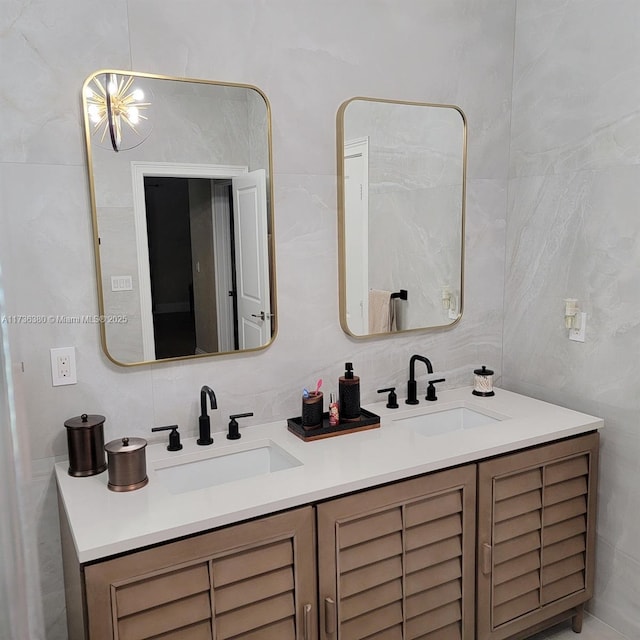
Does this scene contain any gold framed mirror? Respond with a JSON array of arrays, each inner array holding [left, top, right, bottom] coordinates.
[[82, 70, 276, 365], [337, 96, 467, 338]]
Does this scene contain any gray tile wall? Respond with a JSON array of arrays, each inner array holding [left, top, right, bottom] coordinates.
[[0, 2, 511, 636], [504, 2, 640, 638]]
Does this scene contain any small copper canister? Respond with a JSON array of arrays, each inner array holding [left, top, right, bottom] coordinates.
[[64, 413, 107, 477], [104, 437, 148, 492]]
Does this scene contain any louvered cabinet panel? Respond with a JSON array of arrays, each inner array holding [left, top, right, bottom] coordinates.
[[84, 506, 316, 640], [405, 491, 466, 640], [338, 506, 404, 640], [212, 539, 297, 639], [317, 465, 476, 640], [103, 561, 213, 640], [490, 466, 542, 625], [114, 564, 210, 618], [477, 432, 599, 640], [541, 454, 590, 607]]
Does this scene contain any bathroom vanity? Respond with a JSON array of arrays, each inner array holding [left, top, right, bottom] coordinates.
[[56, 388, 601, 640]]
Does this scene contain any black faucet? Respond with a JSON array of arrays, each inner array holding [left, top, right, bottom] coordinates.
[[406, 355, 433, 405], [197, 385, 217, 445]]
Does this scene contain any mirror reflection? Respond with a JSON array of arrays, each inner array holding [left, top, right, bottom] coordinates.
[[83, 70, 276, 365], [337, 97, 466, 337]]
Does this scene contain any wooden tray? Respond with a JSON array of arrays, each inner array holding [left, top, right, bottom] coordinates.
[[287, 408, 380, 442]]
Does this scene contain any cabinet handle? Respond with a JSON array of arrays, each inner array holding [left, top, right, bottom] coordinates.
[[482, 542, 492, 575], [324, 597, 337, 635], [303, 603, 312, 640]]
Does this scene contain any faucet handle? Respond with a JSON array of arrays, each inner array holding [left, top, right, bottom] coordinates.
[[377, 387, 399, 409], [227, 412, 253, 440], [151, 425, 182, 451], [426, 378, 446, 402]]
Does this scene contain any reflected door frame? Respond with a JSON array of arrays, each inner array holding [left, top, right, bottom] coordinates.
[[343, 137, 369, 335], [131, 162, 248, 361]]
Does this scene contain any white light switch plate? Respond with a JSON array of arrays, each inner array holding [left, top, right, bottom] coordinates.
[[111, 275, 133, 291], [50, 347, 77, 386]]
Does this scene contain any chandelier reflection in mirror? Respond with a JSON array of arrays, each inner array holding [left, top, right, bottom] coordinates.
[[84, 72, 152, 152]]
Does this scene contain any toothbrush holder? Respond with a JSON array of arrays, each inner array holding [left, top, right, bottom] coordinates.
[[301, 391, 324, 428]]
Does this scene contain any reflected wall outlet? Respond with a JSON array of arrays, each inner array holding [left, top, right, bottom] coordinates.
[[448, 295, 458, 320], [569, 312, 587, 343], [50, 347, 77, 386]]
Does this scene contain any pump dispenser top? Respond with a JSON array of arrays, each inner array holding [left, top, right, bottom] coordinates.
[[339, 362, 361, 422]]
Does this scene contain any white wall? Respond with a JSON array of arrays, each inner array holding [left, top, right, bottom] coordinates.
[[504, 2, 640, 638], [1, 1, 512, 637]]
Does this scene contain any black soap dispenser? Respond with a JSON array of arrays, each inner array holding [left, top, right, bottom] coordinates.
[[339, 362, 361, 422]]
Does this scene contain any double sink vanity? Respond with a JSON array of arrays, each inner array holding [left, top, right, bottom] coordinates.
[[71, 69, 603, 640], [57, 387, 602, 640]]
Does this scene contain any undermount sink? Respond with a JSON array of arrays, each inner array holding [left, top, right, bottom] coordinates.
[[154, 440, 303, 494], [393, 406, 505, 438]]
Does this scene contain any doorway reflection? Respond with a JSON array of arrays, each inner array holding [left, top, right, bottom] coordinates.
[[143, 176, 239, 358]]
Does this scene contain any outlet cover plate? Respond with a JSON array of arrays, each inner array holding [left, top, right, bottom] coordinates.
[[569, 312, 587, 343], [50, 346, 77, 386]]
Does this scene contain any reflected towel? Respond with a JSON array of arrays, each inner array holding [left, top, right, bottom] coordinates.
[[368, 289, 397, 333]]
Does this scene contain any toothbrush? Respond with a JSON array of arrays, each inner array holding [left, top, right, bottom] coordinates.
[[315, 378, 323, 395]]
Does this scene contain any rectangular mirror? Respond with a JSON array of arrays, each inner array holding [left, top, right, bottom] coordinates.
[[82, 70, 276, 365], [337, 97, 467, 337]]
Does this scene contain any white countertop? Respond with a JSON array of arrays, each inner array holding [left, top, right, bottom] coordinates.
[[55, 387, 603, 563]]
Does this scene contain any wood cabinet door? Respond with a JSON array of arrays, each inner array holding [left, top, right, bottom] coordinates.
[[317, 466, 476, 640], [476, 432, 599, 640], [84, 506, 317, 640]]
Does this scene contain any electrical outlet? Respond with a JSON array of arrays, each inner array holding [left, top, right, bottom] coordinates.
[[50, 347, 77, 386], [569, 312, 587, 343]]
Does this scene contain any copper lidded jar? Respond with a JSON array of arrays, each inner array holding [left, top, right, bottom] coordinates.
[[64, 413, 107, 477], [105, 437, 149, 492]]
